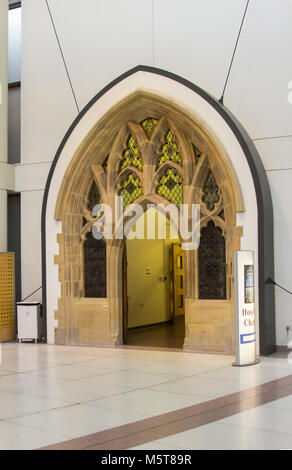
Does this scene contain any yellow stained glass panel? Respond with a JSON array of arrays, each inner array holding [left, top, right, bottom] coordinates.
[[157, 168, 183, 207], [119, 173, 143, 210], [141, 118, 158, 139], [120, 136, 142, 171], [158, 130, 182, 167]]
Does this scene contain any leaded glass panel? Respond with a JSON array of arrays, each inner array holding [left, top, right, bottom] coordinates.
[[119, 173, 143, 210], [157, 130, 182, 168], [202, 170, 219, 211], [157, 168, 183, 207], [120, 136, 142, 171], [141, 118, 158, 139]]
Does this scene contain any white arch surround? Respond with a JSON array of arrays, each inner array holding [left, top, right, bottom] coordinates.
[[44, 69, 262, 352]]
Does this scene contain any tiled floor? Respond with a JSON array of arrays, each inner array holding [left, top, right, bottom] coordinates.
[[0, 342, 291, 449]]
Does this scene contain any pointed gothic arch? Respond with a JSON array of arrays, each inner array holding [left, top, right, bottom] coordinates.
[[51, 94, 243, 353], [42, 66, 275, 355]]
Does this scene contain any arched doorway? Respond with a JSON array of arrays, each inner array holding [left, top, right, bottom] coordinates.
[[42, 67, 275, 355], [123, 208, 185, 349], [51, 97, 243, 354]]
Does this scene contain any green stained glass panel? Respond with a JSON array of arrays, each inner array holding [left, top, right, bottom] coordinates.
[[119, 173, 143, 210], [141, 118, 158, 139], [192, 143, 201, 164], [157, 168, 183, 207], [157, 130, 182, 168], [120, 136, 142, 171], [202, 170, 219, 211]]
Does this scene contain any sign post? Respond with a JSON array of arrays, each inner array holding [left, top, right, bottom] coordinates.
[[233, 250, 259, 366]]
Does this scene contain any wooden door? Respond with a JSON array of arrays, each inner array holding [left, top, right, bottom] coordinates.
[[172, 243, 185, 318], [122, 247, 128, 344]]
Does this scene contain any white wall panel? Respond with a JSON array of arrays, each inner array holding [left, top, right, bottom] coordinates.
[[0, 162, 14, 191], [21, 190, 44, 302], [153, 0, 247, 99], [225, 0, 292, 139], [15, 162, 51, 192], [8, 86, 21, 163], [0, 0, 8, 164], [8, 7, 21, 83], [254, 136, 292, 171], [267, 170, 292, 345], [48, 0, 154, 109], [21, 0, 78, 164]]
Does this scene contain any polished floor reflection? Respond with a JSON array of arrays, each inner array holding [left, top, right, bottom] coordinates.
[[0, 342, 291, 449]]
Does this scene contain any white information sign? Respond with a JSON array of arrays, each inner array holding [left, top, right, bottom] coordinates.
[[233, 251, 259, 366]]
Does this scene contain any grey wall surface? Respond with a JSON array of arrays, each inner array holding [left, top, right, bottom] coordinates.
[[8, 193, 21, 303], [8, 85, 20, 164]]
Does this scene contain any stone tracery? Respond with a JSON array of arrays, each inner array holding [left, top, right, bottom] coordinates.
[[54, 92, 243, 353]]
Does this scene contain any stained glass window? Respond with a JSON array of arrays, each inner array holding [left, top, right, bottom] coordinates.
[[119, 173, 143, 210], [141, 118, 158, 139], [87, 182, 100, 212], [199, 221, 226, 299], [157, 130, 182, 168], [120, 136, 142, 171], [202, 170, 219, 211], [157, 168, 183, 207], [192, 144, 201, 164]]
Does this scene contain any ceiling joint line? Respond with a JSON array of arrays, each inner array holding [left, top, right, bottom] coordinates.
[[45, 0, 80, 114], [219, 0, 250, 105]]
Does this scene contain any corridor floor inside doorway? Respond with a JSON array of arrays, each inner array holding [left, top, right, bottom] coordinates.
[[127, 316, 185, 349]]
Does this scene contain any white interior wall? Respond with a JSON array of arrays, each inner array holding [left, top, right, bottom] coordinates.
[[48, 0, 154, 110], [0, 1, 8, 252], [224, 0, 292, 345], [19, 0, 291, 346], [8, 7, 21, 83], [21, 190, 43, 302], [0, 1, 8, 165], [21, 0, 78, 165], [153, 0, 248, 99]]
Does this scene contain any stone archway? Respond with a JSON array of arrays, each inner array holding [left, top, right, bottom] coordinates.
[[42, 66, 275, 355], [53, 92, 243, 353]]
